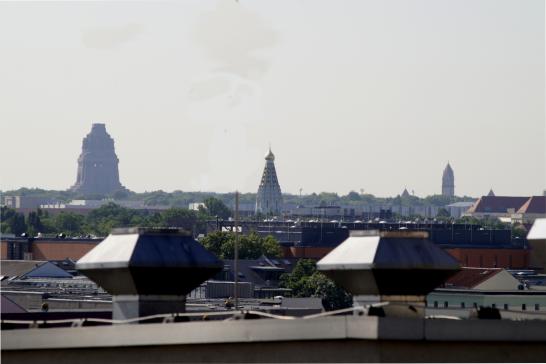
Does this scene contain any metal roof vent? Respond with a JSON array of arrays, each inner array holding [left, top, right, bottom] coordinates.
[[317, 230, 460, 316], [76, 227, 223, 321]]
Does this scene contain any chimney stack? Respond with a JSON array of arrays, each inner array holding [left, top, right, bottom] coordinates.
[[76, 228, 223, 321], [317, 230, 460, 317]]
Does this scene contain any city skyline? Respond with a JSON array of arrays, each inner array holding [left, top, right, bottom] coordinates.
[[0, 0, 544, 197]]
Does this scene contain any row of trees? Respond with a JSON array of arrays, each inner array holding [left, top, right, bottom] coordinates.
[[3, 187, 476, 209], [0, 197, 231, 237], [199, 231, 282, 259]]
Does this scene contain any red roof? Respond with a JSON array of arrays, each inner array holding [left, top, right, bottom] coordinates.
[[467, 196, 529, 214], [517, 196, 546, 214], [442, 267, 502, 289]]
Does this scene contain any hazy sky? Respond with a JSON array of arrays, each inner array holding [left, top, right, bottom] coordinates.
[[0, 0, 544, 197]]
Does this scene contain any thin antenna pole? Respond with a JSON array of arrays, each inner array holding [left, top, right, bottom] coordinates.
[[234, 191, 239, 310]]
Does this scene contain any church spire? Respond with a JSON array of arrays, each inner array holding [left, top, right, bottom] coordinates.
[[256, 147, 282, 215]]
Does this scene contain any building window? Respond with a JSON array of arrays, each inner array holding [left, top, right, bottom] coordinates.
[[473, 303, 478, 309], [444, 301, 448, 308], [504, 304, 508, 310], [479, 255, 483, 267], [461, 302, 465, 308], [492, 304, 496, 309], [465, 255, 469, 266], [434, 301, 438, 308], [535, 304, 540, 311], [522, 304, 526, 311], [509, 255, 512, 269]]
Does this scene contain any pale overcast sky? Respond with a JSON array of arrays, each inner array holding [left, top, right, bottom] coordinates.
[[0, 0, 544, 197]]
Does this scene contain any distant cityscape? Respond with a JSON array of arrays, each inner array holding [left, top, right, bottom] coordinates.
[[1, 124, 545, 363], [2, 1, 546, 361], [2, 123, 545, 225]]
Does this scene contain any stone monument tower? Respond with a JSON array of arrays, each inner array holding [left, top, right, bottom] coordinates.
[[70, 123, 125, 195], [441, 162, 455, 197], [255, 147, 283, 215]]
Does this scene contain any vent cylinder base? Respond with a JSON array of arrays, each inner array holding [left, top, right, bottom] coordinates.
[[354, 295, 425, 318], [113, 295, 186, 322]]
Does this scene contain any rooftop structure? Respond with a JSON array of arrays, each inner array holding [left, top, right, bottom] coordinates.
[[466, 195, 546, 223], [466, 196, 530, 215], [317, 230, 460, 315], [70, 123, 125, 196], [3, 226, 546, 363], [76, 227, 223, 320], [256, 148, 283, 215], [442, 162, 455, 197], [441, 267, 520, 290]]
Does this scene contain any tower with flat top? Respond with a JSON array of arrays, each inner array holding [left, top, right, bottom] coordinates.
[[70, 123, 125, 195]]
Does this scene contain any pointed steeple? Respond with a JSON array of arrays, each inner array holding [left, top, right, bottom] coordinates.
[[487, 188, 495, 197], [442, 162, 455, 197], [401, 188, 410, 198], [256, 147, 282, 215], [265, 145, 275, 161]]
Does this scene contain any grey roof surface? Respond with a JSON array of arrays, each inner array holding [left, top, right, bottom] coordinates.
[[1, 260, 46, 278], [222, 256, 290, 288], [24, 262, 73, 279], [1, 295, 26, 314]]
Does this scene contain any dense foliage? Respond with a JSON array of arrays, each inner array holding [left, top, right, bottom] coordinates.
[[1, 187, 476, 209], [199, 231, 282, 259], [0, 204, 211, 237], [280, 259, 352, 311]]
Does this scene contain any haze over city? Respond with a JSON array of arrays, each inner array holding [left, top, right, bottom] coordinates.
[[0, 0, 544, 197]]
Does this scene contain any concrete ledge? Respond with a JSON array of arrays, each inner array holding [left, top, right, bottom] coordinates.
[[3, 316, 546, 353]]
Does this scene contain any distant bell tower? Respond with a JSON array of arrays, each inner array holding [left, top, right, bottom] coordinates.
[[256, 147, 283, 215], [441, 162, 455, 197], [70, 123, 125, 196]]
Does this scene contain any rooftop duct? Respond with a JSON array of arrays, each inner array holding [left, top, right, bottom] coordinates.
[[317, 230, 460, 317], [76, 227, 223, 321]]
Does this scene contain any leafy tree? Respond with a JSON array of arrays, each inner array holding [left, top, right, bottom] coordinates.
[[55, 212, 85, 234], [161, 208, 198, 229], [200, 231, 282, 259], [305, 272, 352, 311], [280, 259, 352, 311], [11, 213, 28, 235], [27, 211, 44, 235], [0, 207, 27, 235], [113, 189, 130, 200], [200, 231, 231, 257], [203, 197, 231, 219], [512, 224, 527, 239], [279, 259, 317, 295], [346, 191, 362, 201]]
